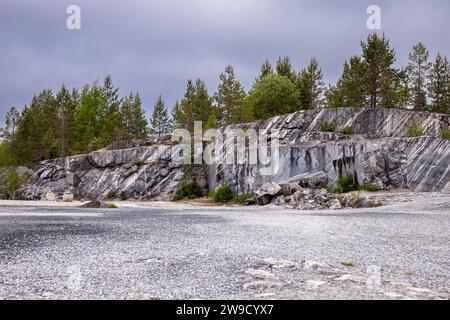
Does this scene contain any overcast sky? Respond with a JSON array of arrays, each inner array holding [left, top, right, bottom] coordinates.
[[1, 0, 449, 123]]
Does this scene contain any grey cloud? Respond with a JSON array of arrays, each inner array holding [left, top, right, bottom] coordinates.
[[0, 0, 449, 123]]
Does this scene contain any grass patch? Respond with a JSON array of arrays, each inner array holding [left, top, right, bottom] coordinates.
[[236, 193, 256, 205], [407, 121, 424, 137], [106, 203, 118, 209], [133, 157, 145, 166], [320, 121, 337, 133], [212, 184, 234, 203], [440, 128, 450, 140], [120, 192, 129, 201], [334, 176, 358, 194], [341, 126, 354, 135], [366, 201, 383, 208], [174, 181, 204, 201], [341, 261, 357, 268]]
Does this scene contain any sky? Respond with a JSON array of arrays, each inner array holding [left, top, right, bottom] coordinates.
[[1, 0, 449, 124]]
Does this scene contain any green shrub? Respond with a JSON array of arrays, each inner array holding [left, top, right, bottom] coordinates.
[[106, 203, 118, 209], [133, 157, 145, 166], [120, 192, 129, 201], [106, 189, 117, 200], [407, 122, 424, 137], [236, 193, 255, 205], [440, 128, 450, 140], [366, 201, 383, 208], [320, 121, 337, 132], [334, 176, 357, 194], [212, 185, 234, 203], [359, 184, 381, 192], [174, 181, 204, 201], [341, 126, 354, 135], [6, 171, 21, 200]]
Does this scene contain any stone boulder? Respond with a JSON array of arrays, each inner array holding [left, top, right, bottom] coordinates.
[[256, 182, 282, 205]]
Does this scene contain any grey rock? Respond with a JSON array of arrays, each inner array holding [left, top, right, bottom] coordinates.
[[256, 182, 282, 206]]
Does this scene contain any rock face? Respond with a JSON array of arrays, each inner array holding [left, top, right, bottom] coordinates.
[[21, 137, 190, 201], [209, 108, 450, 194]]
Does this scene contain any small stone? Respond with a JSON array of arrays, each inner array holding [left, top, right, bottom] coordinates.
[[328, 199, 342, 210], [274, 196, 286, 206], [45, 190, 57, 201], [263, 258, 296, 269], [62, 192, 74, 202]]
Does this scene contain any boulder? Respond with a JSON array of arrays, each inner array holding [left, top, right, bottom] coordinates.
[[62, 191, 74, 202], [298, 172, 328, 189], [45, 190, 57, 201], [256, 182, 282, 206]]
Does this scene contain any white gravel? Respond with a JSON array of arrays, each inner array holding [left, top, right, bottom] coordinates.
[[0, 195, 449, 300]]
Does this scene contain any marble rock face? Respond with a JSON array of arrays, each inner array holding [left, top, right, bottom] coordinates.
[[20, 138, 188, 201], [208, 108, 450, 194]]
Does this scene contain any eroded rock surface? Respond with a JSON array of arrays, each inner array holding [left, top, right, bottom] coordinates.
[[209, 108, 450, 194]]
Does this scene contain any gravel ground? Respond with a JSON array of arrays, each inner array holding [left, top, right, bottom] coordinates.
[[0, 196, 449, 300]]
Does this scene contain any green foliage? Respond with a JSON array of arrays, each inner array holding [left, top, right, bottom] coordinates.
[[320, 121, 336, 132], [297, 57, 325, 109], [106, 203, 119, 209], [172, 79, 216, 132], [120, 92, 149, 141], [334, 176, 358, 194], [150, 95, 171, 136], [407, 43, 431, 110], [6, 171, 21, 200], [276, 56, 296, 83], [428, 53, 450, 114], [120, 192, 128, 201], [366, 201, 383, 208], [236, 193, 256, 205], [0, 142, 15, 167], [214, 65, 248, 126], [212, 184, 234, 203], [106, 189, 117, 200], [362, 33, 397, 108], [341, 127, 354, 135], [248, 74, 298, 120], [174, 181, 204, 201], [407, 122, 424, 137], [440, 128, 450, 140], [133, 157, 145, 166]]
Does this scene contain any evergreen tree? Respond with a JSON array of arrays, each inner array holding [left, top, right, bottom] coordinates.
[[100, 75, 122, 144], [407, 43, 431, 110], [1, 107, 20, 143], [297, 57, 325, 109], [56, 85, 78, 157], [173, 79, 215, 132], [150, 95, 171, 136], [361, 33, 397, 108], [255, 59, 273, 82], [214, 65, 247, 126], [276, 56, 296, 83], [428, 53, 450, 114], [334, 56, 367, 108], [120, 92, 149, 140], [74, 83, 105, 152]]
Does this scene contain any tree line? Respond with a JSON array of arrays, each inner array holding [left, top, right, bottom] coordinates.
[[1, 33, 450, 167]]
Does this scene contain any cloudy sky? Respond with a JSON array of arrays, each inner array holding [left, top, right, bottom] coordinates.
[[1, 0, 449, 123]]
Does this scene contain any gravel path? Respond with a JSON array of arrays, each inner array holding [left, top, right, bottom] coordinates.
[[0, 197, 449, 300]]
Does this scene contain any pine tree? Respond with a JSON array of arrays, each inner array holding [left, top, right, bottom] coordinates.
[[56, 85, 78, 157], [214, 65, 247, 126], [361, 33, 397, 108], [297, 57, 325, 109], [1, 107, 20, 143], [428, 53, 450, 114], [255, 59, 273, 82], [276, 56, 296, 83], [328, 56, 367, 108], [74, 83, 105, 152], [150, 95, 171, 136], [100, 75, 122, 145], [407, 43, 431, 110], [173, 79, 215, 132], [120, 92, 149, 140]]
